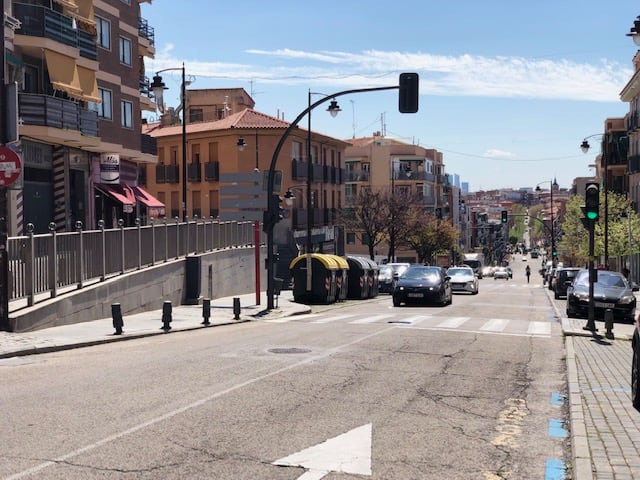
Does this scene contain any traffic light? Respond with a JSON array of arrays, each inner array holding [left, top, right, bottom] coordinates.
[[398, 73, 419, 113], [585, 182, 600, 221], [262, 194, 284, 233], [501, 210, 507, 223], [552, 249, 557, 258]]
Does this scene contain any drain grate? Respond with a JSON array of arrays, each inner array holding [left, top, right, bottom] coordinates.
[[268, 347, 311, 354]]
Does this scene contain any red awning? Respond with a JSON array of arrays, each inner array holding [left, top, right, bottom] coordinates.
[[131, 185, 165, 217], [95, 183, 135, 206]]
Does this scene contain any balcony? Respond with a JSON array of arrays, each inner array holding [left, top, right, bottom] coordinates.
[[345, 170, 370, 182], [188, 162, 202, 182], [140, 133, 156, 155], [14, 3, 97, 60], [138, 17, 155, 45], [19, 92, 98, 137], [155, 164, 179, 184], [204, 162, 220, 181]]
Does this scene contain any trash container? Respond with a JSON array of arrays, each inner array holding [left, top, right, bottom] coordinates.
[[346, 256, 370, 299], [363, 258, 380, 298], [326, 255, 349, 301], [289, 254, 338, 304]]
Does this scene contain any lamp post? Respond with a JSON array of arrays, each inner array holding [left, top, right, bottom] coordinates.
[[265, 83, 402, 310], [151, 64, 190, 221], [535, 180, 556, 265]]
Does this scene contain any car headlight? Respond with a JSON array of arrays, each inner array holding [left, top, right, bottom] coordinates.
[[619, 294, 636, 305], [398, 286, 405, 291], [572, 291, 589, 301]]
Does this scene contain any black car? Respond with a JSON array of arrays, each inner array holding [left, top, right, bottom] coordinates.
[[392, 265, 452, 307], [377, 263, 410, 294], [566, 269, 638, 322], [553, 267, 580, 299]]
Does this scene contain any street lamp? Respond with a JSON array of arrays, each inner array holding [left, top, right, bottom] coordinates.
[[237, 130, 260, 172], [627, 15, 640, 46], [535, 180, 556, 265], [151, 63, 192, 221], [264, 82, 405, 310]]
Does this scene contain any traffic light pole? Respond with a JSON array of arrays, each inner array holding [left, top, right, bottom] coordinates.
[[264, 84, 401, 310], [584, 219, 597, 332]]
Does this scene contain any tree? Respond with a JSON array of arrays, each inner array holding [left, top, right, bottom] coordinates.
[[386, 189, 423, 261], [404, 211, 459, 263], [337, 188, 389, 260]]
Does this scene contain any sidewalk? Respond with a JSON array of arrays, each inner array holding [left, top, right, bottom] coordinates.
[[0, 290, 310, 359], [2, 289, 639, 479]]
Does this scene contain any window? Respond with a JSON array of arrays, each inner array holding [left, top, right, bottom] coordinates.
[[119, 37, 132, 65], [347, 232, 356, 245], [190, 108, 203, 123], [96, 89, 112, 120], [96, 17, 110, 49], [361, 234, 370, 246], [291, 141, 302, 160], [121, 100, 133, 128]]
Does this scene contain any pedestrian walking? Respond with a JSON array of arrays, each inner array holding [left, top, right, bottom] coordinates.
[[525, 265, 531, 283]]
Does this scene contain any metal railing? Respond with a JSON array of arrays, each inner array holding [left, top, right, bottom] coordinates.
[[9, 218, 260, 309]]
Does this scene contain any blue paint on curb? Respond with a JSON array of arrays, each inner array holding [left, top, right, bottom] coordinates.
[[545, 458, 566, 480], [548, 419, 567, 438], [551, 391, 566, 406]]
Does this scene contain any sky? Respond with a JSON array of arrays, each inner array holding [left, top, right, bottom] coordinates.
[[141, 1, 639, 192]]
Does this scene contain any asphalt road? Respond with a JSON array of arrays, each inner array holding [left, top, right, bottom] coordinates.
[[0, 257, 568, 479]]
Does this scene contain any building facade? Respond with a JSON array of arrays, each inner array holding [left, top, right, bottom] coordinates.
[[6, 0, 158, 235]]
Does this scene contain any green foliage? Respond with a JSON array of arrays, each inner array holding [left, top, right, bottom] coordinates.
[[404, 211, 459, 263], [559, 190, 640, 265]]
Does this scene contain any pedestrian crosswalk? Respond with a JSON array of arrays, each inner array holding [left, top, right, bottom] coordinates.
[[263, 311, 552, 337]]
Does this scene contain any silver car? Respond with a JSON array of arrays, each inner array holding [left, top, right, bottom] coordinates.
[[446, 266, 479, 295]]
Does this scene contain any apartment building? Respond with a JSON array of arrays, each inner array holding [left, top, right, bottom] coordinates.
[[343, 133, 451, 263], [143, 89, 350, 280], [7, 0, 158, 235]]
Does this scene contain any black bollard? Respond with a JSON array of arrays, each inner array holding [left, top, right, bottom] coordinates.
[[233, 297, 240, 320], [111, 303, 124, 335], [161, 300, 172, 331], [202, 298, 211, 325]]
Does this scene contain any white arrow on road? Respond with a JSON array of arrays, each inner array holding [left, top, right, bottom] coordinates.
[[273, 423, 372, 479]]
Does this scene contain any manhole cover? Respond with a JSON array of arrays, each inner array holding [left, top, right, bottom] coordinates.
[[268, 347, 311, 354]]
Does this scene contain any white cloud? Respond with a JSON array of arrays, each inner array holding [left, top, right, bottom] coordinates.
[[483, 149, 514, 158], [152, 46, 632, 103]]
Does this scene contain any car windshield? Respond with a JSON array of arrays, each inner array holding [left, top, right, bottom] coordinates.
[[404, 267, 440, 280], [574, 271, 627, 288], [447, 268, 472, 276]]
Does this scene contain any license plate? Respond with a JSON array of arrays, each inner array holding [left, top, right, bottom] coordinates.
[[407, 293, 424, 298], [594, 301, 615, 309]]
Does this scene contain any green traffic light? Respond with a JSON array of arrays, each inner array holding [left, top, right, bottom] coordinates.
[[586, 211, 598, 220]]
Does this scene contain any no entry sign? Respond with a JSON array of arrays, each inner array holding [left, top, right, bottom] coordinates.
[[0, 146, 21, 187]]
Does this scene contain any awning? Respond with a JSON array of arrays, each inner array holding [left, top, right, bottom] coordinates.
[[131, 185, 165, 217], [44, 50, 82, 99], [74, 0, 95, 25], [53, 0, 78, 10], [76, 66, 101, 103], [95, 184, 135, 206]]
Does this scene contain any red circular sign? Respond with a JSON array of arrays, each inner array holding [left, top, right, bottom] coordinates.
[[0, 146, 22, 187]]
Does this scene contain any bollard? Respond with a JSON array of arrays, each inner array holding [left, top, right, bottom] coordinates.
[[161, 300, 172, 331], [233, 297, 241, 320], [202, 298, 211, 325], [111, 303, 123, 335], [604, 308, 614, 340]]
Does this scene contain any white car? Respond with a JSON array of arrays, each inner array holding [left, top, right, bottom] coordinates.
[[493, 267, 510, 280], [446, 266, 479, 295]]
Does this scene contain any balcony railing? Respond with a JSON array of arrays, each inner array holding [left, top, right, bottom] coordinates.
[[140, 133, 157, 155], [14, 3, 97, 60], [138, 17, 155, 45], [155, 164, 179, 184], [19, 93, 99, 137], [188, 162, 202, 182], [345, 170, 370, 182]]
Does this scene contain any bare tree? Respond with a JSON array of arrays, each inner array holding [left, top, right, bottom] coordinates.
[[338, 188, 389, 260], [404, 211, 459, 263]]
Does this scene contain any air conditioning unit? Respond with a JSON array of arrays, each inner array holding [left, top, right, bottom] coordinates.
[[4, 13, 21, 30]]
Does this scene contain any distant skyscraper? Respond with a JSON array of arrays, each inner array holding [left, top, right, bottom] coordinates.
[[461, 182, 469, 193]]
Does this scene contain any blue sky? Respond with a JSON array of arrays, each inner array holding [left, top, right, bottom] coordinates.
[[142, 1, 639, 192]]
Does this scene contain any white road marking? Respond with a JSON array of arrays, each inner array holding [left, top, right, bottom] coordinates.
[[436, 317, 470, 328], [273, 423, 372, 478], [349, 314, 395, 324], [480, 318, 510, 331], [527, 321, 551, 335], [313, 314, 358, 323], [265, 313, 321, 323]]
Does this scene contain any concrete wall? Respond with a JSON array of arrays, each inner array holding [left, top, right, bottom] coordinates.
[[10, 246, 265, 332]]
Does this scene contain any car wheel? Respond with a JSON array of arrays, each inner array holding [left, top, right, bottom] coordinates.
[[554, 291, 559, 300], [393, 296, 401, 307], [473, 289, 479, 295], [633, 334, 640, 411]]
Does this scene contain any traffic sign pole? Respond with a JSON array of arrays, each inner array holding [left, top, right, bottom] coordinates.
[[0, 0, 9, 332]]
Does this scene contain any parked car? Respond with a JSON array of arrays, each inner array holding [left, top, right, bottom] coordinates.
[[378, 263, 410, 294], [493, 267, 510, 280], [506, 266, 513, 279], [392, 265, 452, 307], [547, 267, 557, 290], [566, 269, 638, 322], [552, 267, 580, 299], [446, 266, 479, 295]]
